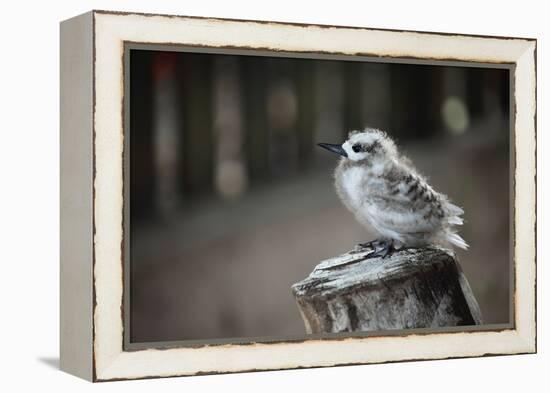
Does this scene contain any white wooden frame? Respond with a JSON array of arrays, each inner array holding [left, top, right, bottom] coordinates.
[[60, 10, 536, 382]]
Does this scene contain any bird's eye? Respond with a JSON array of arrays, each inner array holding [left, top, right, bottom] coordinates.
[[352, 144, 362, 153]]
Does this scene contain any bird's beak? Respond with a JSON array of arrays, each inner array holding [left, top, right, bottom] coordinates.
[[317, 143, 348, 158]]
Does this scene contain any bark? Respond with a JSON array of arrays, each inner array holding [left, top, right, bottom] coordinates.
[[292, 245, 482, 334]]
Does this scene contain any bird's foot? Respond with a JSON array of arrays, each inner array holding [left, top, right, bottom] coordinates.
[[359, 239, 384, 250], [366, 240, 396, 259]]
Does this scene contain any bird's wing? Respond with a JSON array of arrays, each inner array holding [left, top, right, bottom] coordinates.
[[367, 172, 449, 236]]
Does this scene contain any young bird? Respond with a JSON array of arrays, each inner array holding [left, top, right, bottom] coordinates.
[[318, 128, 468, 258]]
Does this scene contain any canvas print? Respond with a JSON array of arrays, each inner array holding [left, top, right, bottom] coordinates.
[[127, 48, 511, 345]]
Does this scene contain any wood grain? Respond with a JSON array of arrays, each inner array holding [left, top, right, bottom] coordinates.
[[292, 245, 482, 333]]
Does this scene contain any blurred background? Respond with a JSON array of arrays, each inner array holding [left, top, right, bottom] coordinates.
[[129, 49, 510, 343]]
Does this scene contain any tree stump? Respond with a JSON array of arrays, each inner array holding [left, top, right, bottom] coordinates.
[[291, 245, 482, 334]]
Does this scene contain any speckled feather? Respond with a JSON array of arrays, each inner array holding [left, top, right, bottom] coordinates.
[[333, 128, 468, 249]]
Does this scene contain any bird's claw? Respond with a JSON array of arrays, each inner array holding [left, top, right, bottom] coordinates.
[[365, 240, 395, 259], [359, 239, 383, 250]]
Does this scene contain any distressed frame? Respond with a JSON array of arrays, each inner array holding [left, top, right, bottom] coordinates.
[[60, 10, 536, 382]]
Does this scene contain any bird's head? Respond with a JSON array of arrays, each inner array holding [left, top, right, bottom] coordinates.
[[318, 128, 397, 162]]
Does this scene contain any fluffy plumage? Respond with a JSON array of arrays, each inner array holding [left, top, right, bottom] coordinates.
[[330, 128, 468, 250]]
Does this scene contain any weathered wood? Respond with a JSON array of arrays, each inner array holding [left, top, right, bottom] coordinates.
[[292, 245, 482, 334]]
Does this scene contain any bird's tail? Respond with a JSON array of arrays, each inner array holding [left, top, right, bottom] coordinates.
[[446, 232, 469, 250], [445, 203, 464, 224]]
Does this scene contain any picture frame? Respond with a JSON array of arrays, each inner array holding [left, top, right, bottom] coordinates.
[[60, 10, 536, 381]]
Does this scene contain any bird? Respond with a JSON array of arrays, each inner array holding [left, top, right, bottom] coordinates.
[[318, 128, 468, 258]]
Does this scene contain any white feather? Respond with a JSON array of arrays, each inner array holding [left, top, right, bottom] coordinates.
[[446, 232, 469, 250], [333, 128, 469, 251]]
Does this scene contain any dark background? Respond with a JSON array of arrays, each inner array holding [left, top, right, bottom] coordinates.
[[129, 49, 510, 343]]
